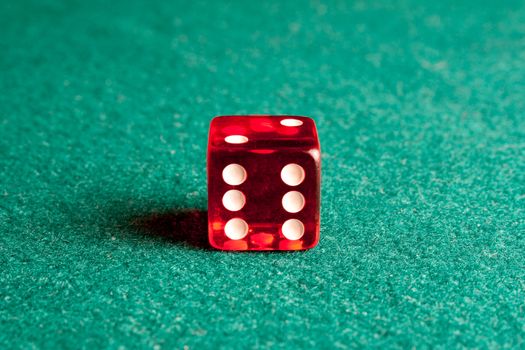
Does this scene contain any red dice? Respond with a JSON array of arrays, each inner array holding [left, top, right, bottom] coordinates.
[[207, 116, 321, 251]]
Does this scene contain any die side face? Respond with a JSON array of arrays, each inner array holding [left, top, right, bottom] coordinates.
[[207, 116, 320, 251]]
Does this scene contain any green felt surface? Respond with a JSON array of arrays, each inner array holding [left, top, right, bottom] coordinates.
[[1, 0, 524, 348]]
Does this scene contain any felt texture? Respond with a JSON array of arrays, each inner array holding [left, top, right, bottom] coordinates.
[[1, 0, 524, 348]]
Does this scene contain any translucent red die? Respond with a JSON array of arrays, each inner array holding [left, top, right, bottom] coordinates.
[[207, 116, 321, 251]]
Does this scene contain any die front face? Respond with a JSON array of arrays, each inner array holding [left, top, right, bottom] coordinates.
[[207, 116, 321, 251]]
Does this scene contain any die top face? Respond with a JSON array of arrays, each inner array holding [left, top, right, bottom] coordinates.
[[209, 116, 320, 151], [207, 115, 321, 251]]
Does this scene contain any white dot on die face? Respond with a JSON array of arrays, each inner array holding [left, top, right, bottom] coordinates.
[[280, 118, 303, 127], [222, 164, 247, 185], [281, 219, 305, 240], [222, 190, 246, 211], [224, 218, 249, 240], [225, 135, 248, 144], [282, 191, 305, 213], [281, 163, 305, 186]]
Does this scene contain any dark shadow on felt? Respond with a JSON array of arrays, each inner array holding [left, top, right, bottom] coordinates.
[[131, 209, 209, 249]]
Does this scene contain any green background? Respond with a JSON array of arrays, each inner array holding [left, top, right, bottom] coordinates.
[[1, 0, 524, 348]]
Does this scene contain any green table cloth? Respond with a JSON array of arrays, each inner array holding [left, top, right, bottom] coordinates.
[[1, 0, 524, 348]]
